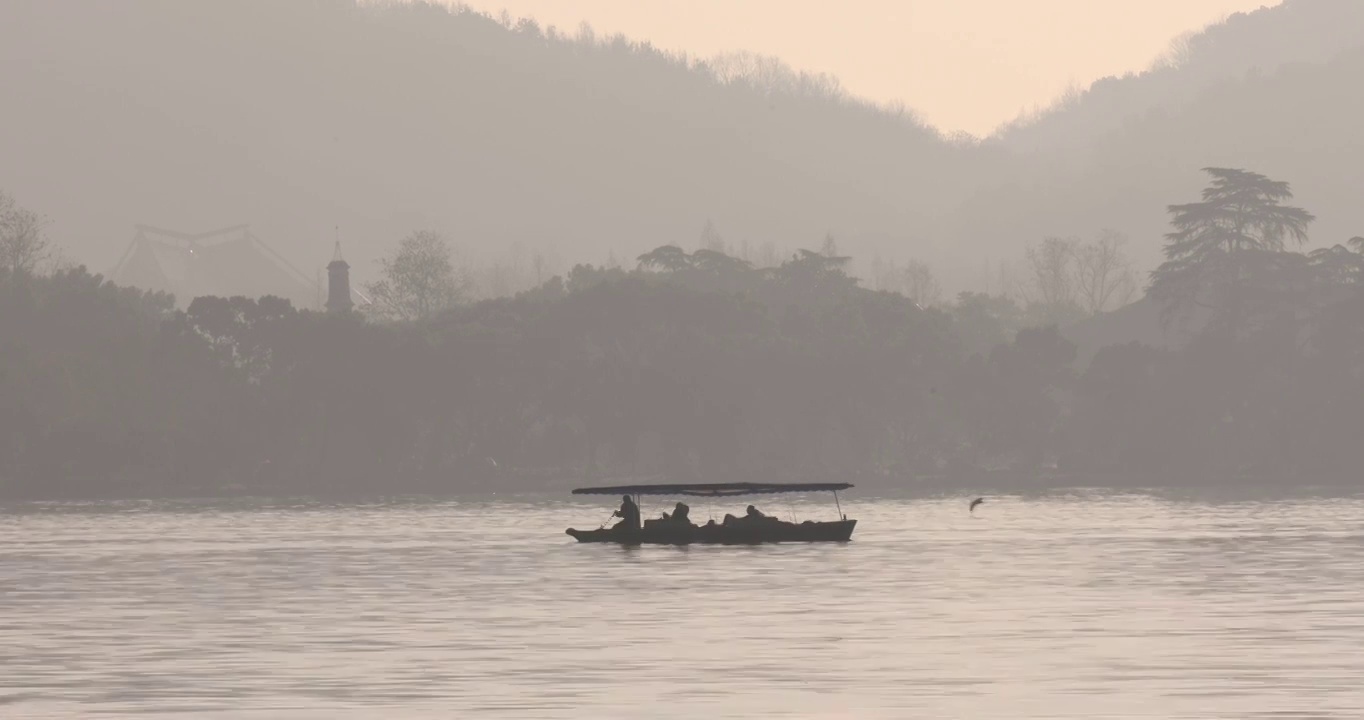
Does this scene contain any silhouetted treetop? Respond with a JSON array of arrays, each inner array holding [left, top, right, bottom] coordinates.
[[1149, 168, 1315, 328]]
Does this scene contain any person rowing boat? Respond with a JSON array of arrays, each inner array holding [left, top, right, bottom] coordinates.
[[612, 494, 640, 532]]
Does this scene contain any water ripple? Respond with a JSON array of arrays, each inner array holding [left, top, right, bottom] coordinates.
[[2, 491, 1363, 718]]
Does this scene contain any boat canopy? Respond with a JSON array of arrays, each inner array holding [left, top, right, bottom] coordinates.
[[572, 482, 853, 497]]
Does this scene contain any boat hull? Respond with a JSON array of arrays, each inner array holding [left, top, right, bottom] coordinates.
[[565, 519, 856, 545]]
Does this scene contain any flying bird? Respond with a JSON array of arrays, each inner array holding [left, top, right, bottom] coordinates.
[[969, 497, 985, 513]]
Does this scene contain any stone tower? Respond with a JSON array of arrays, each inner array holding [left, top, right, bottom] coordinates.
[[326, 241, 353, 314]]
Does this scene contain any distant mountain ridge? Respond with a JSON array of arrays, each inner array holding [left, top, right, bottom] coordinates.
[[0, 0, 969, 296], [950, 4, 1364, 281], [996, 0, 1364, 154], [1, 0, 1361, 303]]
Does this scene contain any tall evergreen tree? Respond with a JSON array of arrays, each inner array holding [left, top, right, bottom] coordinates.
[[1149, 168, 1314, 330]]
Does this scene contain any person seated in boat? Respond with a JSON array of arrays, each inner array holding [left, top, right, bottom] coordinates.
[[612, 494, 640, 531], [659, 501, 692, 525], [722, 504, 773, 525]]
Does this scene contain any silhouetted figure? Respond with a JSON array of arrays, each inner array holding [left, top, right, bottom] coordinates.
[[722, 504, 770, 525], [969, 497, 985, 513], [661, 501, 691, 525], [613, 494, 640, 531]]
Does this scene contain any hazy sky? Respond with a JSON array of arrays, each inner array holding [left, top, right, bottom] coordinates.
[[453, 0, 1280, 136]]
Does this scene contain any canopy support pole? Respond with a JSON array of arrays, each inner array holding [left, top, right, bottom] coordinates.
[[833, 490, 844, 521]]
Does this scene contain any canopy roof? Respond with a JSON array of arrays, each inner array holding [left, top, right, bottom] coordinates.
[[572, 482, 853, 497]]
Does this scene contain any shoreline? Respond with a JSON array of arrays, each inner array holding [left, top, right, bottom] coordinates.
[[4, 470, 1360, 505]]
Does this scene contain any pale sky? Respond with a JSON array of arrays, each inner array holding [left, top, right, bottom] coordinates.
[[452, 0, 1280, 136]]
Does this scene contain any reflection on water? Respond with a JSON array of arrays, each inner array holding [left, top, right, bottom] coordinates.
[[3, 489, 1363, 719]]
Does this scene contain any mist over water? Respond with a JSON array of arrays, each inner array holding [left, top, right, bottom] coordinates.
[[5, 1, 1364, 716], [5, 490, 1364, 719]]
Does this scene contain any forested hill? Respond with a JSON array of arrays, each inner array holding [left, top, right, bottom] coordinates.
[[957, 0, 1364, 279], [997, 0, 1364, 155], [2, 0, 1363, 295], [0, 0, 976, 289]]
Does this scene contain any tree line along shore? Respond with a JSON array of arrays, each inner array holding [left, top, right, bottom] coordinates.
[[2, 169, 1362, 499]]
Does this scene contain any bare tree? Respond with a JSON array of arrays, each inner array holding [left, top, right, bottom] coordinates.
[[1025, 236, 1079, 308], [366, 230, 469, 322], [480, 262, 515, 299], [1154, 30, 1198, 71], [1074, 229, 1137, 314], [995, 259, 1028, 304], [736, 237, 752, 263], [0, 190, 52, 275], [754, 241, 780, 269], [869, 256, 893, 291], [699, 219, 726, 253], [532, 253, 547, 286], [902, 259, 943, 307], [476, 242, 526, 299], [708, 51, 844, 100], [867, 256, 942, 307]]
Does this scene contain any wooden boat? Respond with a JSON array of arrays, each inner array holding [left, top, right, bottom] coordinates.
[[565, 482, 856, 545]]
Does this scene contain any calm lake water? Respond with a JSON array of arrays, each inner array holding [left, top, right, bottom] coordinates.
[[3, 488, 1363, 719]]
